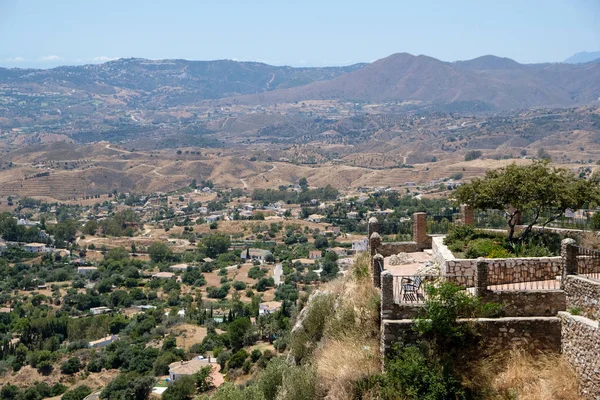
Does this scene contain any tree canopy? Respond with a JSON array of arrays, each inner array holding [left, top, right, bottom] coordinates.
[[455, 160, 600, 241]]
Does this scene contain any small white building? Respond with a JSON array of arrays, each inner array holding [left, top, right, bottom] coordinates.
[[307, 214, 324, 223], [88, 334, 119, 348], [23, 243, 50, 253], [169, 263, 189, 272], [90, 306, 112, 315], [346, 211, 359, 219], [241, 248, 272, 263], [169, 357, 212, 381], [259, 301, 282, 316], [77, 266, 98, 275], [352, 238, 368, 252], [152, 271, 176, 279]]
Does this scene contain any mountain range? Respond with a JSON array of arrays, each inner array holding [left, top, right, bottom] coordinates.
[[0, 53, 599, 116]]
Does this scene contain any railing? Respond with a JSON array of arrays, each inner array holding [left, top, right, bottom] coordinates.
[[486, 262, 561, 291], [392, 274, 475, 304], [575, 246, 600, 282]]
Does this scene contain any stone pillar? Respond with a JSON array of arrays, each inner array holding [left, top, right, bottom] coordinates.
[[561, 238, 578, 289], [373, 254, 384, 289], [413, 212, 427, 249], [460, 205, 475, 226], [381, 270, 394, 319], [370, 232, 382, 288], [475, 259, 489, 298], [368, 217, 379, 247]]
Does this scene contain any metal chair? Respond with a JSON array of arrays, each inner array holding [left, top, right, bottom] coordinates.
[[401, 276, 424, 302]]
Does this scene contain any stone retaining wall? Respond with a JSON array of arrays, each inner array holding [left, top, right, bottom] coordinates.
[[377, 241, 420, 257], [483, 290, 565, 317], [381, 317, 561, 359], [558, 312, 600, 400], [433, 235, 563, 285], [563, 275, 600, 321]]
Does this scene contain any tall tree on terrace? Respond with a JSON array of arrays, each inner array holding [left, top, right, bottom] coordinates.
[[455, 160, 600, 242]]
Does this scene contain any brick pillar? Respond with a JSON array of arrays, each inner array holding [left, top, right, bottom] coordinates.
[[475, 259, 489, 298], [561, 238, 577, 289], [460, 205, 475, 226], [413, 212, 427, 249], [381, 270, 394, 319]]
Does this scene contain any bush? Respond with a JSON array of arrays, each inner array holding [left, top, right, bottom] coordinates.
[[62, 386, 92, 400], [464, 238, 504, 258], [464, 150, 482, 161], [232, 281, 246, 291], [227, 349, 248, 370], [61, 357, 82, 374]]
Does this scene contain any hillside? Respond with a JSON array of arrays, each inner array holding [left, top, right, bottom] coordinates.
[[226, 53, 600, 110], [564, 51, 600, 64]]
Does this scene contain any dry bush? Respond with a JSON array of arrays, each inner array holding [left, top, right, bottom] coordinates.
[[314, 337, 380, 400], [311, 252, 381, 399], [471, 350, 582, 400], [580, 231, 600, 250]]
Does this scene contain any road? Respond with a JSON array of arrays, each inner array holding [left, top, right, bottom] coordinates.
[[273, 263, 283, 286]]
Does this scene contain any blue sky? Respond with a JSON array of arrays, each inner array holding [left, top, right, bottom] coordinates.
[[1, 0, 599, 68]]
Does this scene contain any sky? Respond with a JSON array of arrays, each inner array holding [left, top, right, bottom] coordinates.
[[1, 0, 599, 69]]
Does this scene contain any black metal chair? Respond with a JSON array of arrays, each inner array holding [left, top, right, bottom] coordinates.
[[401, 276, 424, 302]]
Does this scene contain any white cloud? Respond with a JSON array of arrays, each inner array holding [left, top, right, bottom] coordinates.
[[89, 56, 117, 62], [2, 56, 26, 63], [39, 55, 62, 61]]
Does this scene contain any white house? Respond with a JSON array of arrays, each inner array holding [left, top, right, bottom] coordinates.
[[346, 211, 359, 219], [152, 271, 176, 279], [88, 334, 119, 348], [352, 238, 368, 252], [241, 248, 272, 263], [169, 357, 212, 381], [307, 214, 324, 223], [259, 301, 282, 316], [169, 263, 189, 272], [23, 243, 50, 253], [90, 306, 112, 315]]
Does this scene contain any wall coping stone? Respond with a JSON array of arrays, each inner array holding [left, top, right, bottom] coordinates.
[[558, 311, 599, 329]]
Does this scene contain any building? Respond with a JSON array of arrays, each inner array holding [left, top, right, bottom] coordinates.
[[90, 306, 112, 315], [152, 271, 176, 279], [240, 248, 273, 263], [77, 266, 98, 275], [169, 357, 212, 381], [23, 243, 50, 253], [307, 214, 324, 223], [259, 301, 282, 316], [347, 211, 359, 219], [169, 263, 189, 272], [88, 334, 119, 348], [352, 238, 368, 252], [0, 240, 6, 254], [308, 250, 322, 259]]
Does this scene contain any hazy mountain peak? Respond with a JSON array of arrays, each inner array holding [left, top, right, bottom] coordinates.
[[564, 51, 600, 64]]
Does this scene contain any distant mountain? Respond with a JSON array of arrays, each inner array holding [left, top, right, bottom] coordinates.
[[564, 51, 600, 64], [0, 58, 366, 104], [227, 53, 600, 110]]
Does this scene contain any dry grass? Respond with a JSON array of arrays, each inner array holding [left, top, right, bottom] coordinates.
[[309, 252, 381, 399], [471, 350, 582, 400]]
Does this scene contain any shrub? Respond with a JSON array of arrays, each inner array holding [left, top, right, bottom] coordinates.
[[227, 349, 248, 370], [464, 238, 504, 258], [464, 150, 482, 161], [62, 386, 92, 400], [60, 357, 82, 375]]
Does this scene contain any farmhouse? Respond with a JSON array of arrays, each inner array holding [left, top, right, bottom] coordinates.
[[259, 301, 282, 315], [23, 243, 50, 253], [152, 271, 175, 279], [241, 248, 273, 263], [352, 238, 368, 252], [169, 357, 212, 381], [169, 263, 189, 272], [308, 250, 322, 259], [90, 306, 112, 315]]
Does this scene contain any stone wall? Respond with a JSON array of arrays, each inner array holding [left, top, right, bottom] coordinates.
[[563, 275, 600, 321], [377, 241, 420, 257], [483, 290, 565, 317], [433, 235, 562, 286], [381, 317, 561, 359], [558, 312, 600, 400]]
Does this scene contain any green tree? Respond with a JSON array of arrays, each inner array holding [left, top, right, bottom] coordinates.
[[455, 160, 600, 242], [61, 386, 92, 400], [148, 242, 172, 263], [199, 233, 231, 258], [60, 357, 82, 374], [162, 376, 195, 400], [228, 317, 252, 351]]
